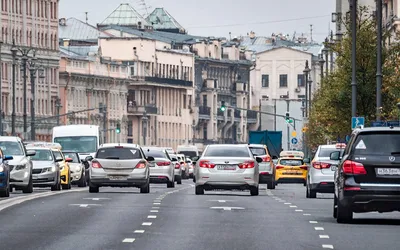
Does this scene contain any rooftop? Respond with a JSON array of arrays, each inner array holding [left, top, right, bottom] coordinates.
[[146, 8, 186, 33], [59, 17, 111, 42], [98, 3, 152, 29]]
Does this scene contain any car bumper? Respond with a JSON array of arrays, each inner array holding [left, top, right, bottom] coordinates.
[[10, 168, 30, 187], [149, 168, 173, 183], [90, 176, 149, 187], [259, 172, 274, 183], [196, 169, 258, 187], [33, 172, 58, 187], [60, 168, 70, 184], [276, 171, 306, 183], [310, 182, 334, 193]]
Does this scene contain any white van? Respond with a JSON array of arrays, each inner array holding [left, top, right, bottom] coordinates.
[[176, 145, 199, 158]]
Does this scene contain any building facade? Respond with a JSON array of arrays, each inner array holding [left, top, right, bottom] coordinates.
[[1, 0, 60, 141], [382, 0, 400, 44], [59, 46, 130, 144]]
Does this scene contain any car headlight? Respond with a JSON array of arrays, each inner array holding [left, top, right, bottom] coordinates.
[[44, 166, 56, 172], [0, 166, 4, 172], [75, 166, 81, 172], [15, 165, 26, 170]]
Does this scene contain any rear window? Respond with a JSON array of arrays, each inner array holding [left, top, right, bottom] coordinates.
[[249, 147, 266, 156], [63, 152, 80, 163], [318, 148, 344, 157], [204, 146, 250, 157], [178, 151, 197, 157], [143, 149, 167, 159], [354, 133, 400, 155], [279, 159, 303, 166], [96, 147, 142, 160]]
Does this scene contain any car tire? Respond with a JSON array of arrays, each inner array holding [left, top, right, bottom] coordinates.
[[336, 199, 353, 223], [62, 172, 72, 190], [267, 179, 275, 190], [167, 180, 175, 188], [306, 183, 317, 198], [89, 183, 99, 193], [333, 194, 338, 218], [140, 182, 150, 194], [77, 171, 86, 187], [195, 185, 204, 195], [193, 176, 196, 183], [51, 180, 61, 191], [250, 185, 259, 196], [0, 178, 10, 197], [176, 176, 182, 185], [22, 175, 34, 194]]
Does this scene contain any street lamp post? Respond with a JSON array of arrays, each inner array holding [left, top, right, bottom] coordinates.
[[303, 60, 311, 118], [350, 0, 358, 117], [376, 0, 383, 121], [29, 59, 44, 141], [330, 31, 334, 72], [142, 112, 148, 146], [10, 41, 18, 136], [55, 97, 62, 125], [319, 54, 325, 83], [0, 41, 3, 135], [322, 39, 329, 77], [308, 76, 313, 115]]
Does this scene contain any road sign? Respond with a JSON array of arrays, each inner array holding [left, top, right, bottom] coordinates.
[[291, 138, 298, 145], [351, 117, 365, 130], [291, 131, 297, 137]]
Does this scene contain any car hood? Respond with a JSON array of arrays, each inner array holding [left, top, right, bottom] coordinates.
[[32, 161, 54, 169], [7, 156, 26, 165]]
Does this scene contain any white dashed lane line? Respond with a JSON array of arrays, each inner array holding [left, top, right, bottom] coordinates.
[[150, 210, 158, 213], [134, 230, 145, 234], [309, 221, 318, 224], [147, 215, 157, 219], [322, 245, 334, 249], [122, 238, 135, 243], [315, 227, 324, 231], [319, 235, 330, 239]]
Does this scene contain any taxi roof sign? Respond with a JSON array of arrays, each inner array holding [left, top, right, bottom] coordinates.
[[279, 150, 304, 159], [335, 143, 346, 149], [26, 142, 62, 150]]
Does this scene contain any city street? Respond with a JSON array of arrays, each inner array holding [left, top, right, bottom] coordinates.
[[0, 182, 398, 250]]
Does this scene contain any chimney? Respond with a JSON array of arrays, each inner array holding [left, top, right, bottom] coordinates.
[[249, 31, 255, 39]]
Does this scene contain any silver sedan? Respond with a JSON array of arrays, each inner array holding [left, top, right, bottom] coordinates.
[[142, 147, 175, 188], [194, 144, 262, 196]]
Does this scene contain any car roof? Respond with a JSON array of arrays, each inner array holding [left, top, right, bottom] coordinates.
[[353, 127, 400, 134], [207, 144, 248, 148], [26, 147, 51, 151], [142, 146, 166, 151], [0, 136, 22, 142], [248, 144, 266, 148], [99, 143, 140, 148]]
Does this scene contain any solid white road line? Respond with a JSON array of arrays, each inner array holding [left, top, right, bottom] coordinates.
[[319, 235, 330, 239], [134, 230, 145, 234], [148, 215, 157, 219], [142, 222, 152, 226], [284, 203, 291, 205], [322, 245, 334, 249], [122, 238, 135, 243], [290, 205, 297, 208], [309, 221, 318, 224], [150, 210, 159, 213], [315, 227, 324, 231]]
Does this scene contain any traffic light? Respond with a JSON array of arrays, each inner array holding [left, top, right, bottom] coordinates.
[[116, 122, 121, 134], [285, 112, 290, 122], [220, 101, 226, 112]]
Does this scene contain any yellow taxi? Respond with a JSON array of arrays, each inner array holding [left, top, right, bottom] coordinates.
[[26, 142, 72, 190], [275, 151, 308, 186]]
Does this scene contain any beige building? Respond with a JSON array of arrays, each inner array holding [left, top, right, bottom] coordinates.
[[382, 0, 400, 44], [0, 0, 60, 141]]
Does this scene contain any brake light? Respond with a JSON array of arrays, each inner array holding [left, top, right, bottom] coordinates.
[[238, 161, 255, 169], [276, 165, 284, 169], [135, 162, 146, 169], [312, 162, 331, 169], [300, 166, 308, 170], [175, 163, 180, 169], [157, 161, 171, 166], [343, 160, 367, 175], [92, 161, 102, 168], [199, 160, 215, 168], [262, 156, 271, 162]]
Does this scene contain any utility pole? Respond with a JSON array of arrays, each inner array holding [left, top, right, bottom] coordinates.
[[20, 49, 34, 136], [11, 41, 17, 136], [30, 67, 36, 141], [376, 0, 383, 121], [303, 60, 310, 117], [350, 0, 358, 117], [286, 100, 290, 151], [55, 97, 62, 125], [0, 41, 3, 136], [330, 31, 334, 72], [308, 76, 313, 115], [324, 37, 329, 77], [142, 112, 148, 146], [99, 103, 107, 144]]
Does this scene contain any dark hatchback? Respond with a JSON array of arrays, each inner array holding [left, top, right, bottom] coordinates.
[[332, 127, 400, 223]]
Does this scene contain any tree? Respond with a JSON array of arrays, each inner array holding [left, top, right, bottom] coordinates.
[[306, 6, 400, 149]]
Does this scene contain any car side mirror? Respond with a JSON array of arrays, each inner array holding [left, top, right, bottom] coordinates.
[[85, 156, 93, 162], [255, 157, 263, 163], [192, 156, 199, 162], [330, 151, 341, 161], [26, 150, 36, 157], [146, 156, 155, 162], [65, 157, 73, 163], [303, 158, 310, 164], [55, 157, 63, 162], [3, 155, 13, 161]]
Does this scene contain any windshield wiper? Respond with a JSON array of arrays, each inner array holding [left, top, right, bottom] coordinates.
[[105, 156, 119, 159]]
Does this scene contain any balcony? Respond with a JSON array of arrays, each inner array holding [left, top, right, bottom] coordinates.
[[145, 76, 193, 88], [199, 106, 211, 120], [127, 103, 158, 116], [247, 110, 258, 124]]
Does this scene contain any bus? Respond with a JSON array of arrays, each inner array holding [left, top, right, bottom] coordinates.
[[176, 145, 199, 158], [52, 125, 101, 160]]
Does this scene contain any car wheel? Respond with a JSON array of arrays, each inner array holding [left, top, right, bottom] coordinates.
[[176, 176, 182, 185], [336, 199, 353, 223], [140, 182, 150, 194], [195, 185, 204, 195], [250, 185, 259, 196], [306, 183, 317, 199], [22, 175, 33, 194], [267, 179, 275, 190], [77, 171, 86, 187], [333, 194, 338, 218], [167, 180, 175, 188]]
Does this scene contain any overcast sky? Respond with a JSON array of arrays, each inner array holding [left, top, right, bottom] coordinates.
[[59, 0, 335, 42]]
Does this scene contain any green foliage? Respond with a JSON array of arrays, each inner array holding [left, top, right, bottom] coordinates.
[[306, 6, 400, 149]]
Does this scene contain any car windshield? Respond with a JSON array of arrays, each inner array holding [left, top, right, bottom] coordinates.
[[143, 148, 167, 159], [96, 147, 142, 160], [0, 141, 24, 156], [204, 146, 250, 157], [354, 132, 400, 155], [279, 159, 303, 166], [178, 151, 197, 157], [30, 149, 53, 161], [62, 152, 80, 163], [54, 136, 97, 153], [249, 147, 266, 156], [318, 148, 345, 157]]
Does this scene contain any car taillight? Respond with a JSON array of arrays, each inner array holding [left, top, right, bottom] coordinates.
[[343, 160, 366, 175], [157, 161, 171, 166], [262, 156, 271, 162], [300, 166, 308, 170], [92, 161, 102, 168], [175, 163, 180, 169], [276, 165, 284, 169], [312, 162, 331, 169], [239, 161, 255, 169], [199, 160, 215, 168], [135, 162, 146, 169]]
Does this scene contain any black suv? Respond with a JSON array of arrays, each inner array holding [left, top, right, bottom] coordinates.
[[331, 127, 400, 223]]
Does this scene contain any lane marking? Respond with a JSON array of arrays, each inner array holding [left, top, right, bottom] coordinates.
[[148, 215, 157, 219], [153, 203, 161, 205], [290, 205, 297, 208], [83, 198, 110, 201], [295, 209, 303, 212], [134, 230, 145, 234], [284, 203, 291, 205], [122, 238, 135, 243], [315, 227, 324, 231], [319, 235, 330, 239], [69, 204, 102, 208], [80, 204, 88, 208], [303, 214, 311, 216], [322, 245, 334, 249], [309, 221, 318, 224], [152, 207, 160, 209], [150, 210, 158, 213], [142, 222, 152, 226], [210, 207, 245, 211]]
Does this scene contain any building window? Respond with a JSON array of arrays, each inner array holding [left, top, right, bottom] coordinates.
[[279, 74, 288, 88], [261, 74, 269, 88], [297, 74, 305, 87]]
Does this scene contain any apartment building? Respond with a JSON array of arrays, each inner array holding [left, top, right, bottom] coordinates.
[[382, 0, 400, 44], [1, 0, 60, 141]]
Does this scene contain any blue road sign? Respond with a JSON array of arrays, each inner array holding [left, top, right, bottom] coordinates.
[[291, 138, 298, 145], [351, 117, 365, 129]]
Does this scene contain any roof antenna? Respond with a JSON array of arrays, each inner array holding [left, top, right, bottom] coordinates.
[[85, 12, 88, 23], [309, 24, 313, 43]]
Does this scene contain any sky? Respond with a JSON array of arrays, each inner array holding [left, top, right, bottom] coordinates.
[[59, 0, 336, 43]]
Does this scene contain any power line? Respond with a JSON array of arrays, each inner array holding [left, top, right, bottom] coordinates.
[[186, 15, 330, 29]]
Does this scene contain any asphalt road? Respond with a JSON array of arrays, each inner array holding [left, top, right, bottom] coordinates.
[[0, 181, 399, 250]]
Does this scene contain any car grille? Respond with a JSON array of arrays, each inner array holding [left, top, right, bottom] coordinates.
[[32, 169, 43, 174]]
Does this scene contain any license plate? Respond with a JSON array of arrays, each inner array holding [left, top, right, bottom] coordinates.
[[216, 165, 237, 170], [377, 168, 400, 176], [109, 176, 128, 180], [331, 165, 337, 171]]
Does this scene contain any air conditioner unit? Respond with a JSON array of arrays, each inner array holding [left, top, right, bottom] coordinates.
[[295, 87, 301, 93]]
